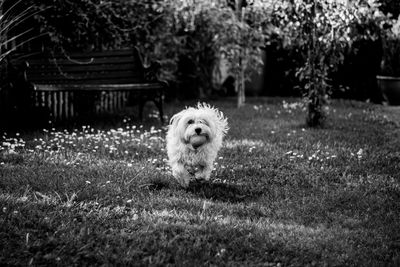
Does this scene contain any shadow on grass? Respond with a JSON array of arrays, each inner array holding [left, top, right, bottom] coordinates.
[[147, 179, 171, 191], [142, 176, 172, 191], [187, 181, 263, 203], [143, 178, 263, 203]]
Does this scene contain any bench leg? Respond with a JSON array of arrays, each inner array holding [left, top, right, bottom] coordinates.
[[154, 97, 164, 124], [138, 95, 164, 123], [138, 100, 145, 122]]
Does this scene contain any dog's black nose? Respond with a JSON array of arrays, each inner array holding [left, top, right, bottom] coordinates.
[[195, 128, 202, 135]]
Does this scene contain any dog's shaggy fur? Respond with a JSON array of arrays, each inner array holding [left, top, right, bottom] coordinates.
[[166, 103, 229, 187]]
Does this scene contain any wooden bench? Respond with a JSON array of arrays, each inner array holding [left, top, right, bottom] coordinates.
[[16, 48, 166, 123]]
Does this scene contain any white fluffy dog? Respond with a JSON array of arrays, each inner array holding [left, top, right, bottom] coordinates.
[[166, 103, 229, 187]]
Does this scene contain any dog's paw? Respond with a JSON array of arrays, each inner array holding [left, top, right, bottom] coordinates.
[[194, 172, 205, 180], [178, 177, 190, 188], [173, 170, 192, 188], [195, 168, 211, 181], [185, 165, 197, 176]]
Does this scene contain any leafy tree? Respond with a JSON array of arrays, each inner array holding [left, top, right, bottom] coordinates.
[[273, 0, 352, 126], [273, 0, 388, 127], [171, 0, 265, 105]]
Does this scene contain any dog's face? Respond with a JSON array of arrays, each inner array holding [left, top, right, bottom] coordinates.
[[168, 103, 228, 150], [178, 109, 213, 148]]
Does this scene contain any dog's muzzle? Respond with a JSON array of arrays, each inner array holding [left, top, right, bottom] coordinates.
[[189, 132, 209, 149]]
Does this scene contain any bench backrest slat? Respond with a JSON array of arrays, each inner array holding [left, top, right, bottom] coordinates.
[[25, 49, 146, 84], [27, 71, 145, 83], [56, 49, 136, 58], [27, 56, 139, 66], [26, 63, 137, 73]]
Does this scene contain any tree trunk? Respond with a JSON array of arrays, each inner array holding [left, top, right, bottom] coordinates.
[[236, 69, 245, 107], [236, 0, 245, 108], [306, 0, 325, 127], [306, 89, 325, 127]]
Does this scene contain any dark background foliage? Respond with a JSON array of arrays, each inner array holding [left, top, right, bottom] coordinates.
[[2, 0, 400, 102]]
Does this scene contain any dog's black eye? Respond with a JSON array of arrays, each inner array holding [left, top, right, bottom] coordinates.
[[188, 119, 194, 124]]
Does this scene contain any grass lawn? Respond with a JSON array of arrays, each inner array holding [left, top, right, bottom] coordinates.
[[1, 98, 399, 266]]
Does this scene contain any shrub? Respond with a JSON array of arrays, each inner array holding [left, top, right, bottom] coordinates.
[[16, 0, 177, 82], [379, 15, 400, 76]]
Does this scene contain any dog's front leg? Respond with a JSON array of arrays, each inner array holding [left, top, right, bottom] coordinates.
[[195, 165, 212, 181], [172, 164, 192, 187]]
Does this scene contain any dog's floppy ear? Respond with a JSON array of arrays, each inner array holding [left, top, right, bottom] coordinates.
[[169, 107, 195, 127], [169, 110, 185, 129], [197, 102, 229, 136], [216, 114, 229, 136]]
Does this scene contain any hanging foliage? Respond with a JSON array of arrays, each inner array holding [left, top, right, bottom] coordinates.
[[271, 0, 389, 126]]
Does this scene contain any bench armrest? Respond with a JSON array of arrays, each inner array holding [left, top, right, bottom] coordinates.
[[144, 61, 169, 91], [143, 61, 162, 82]]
